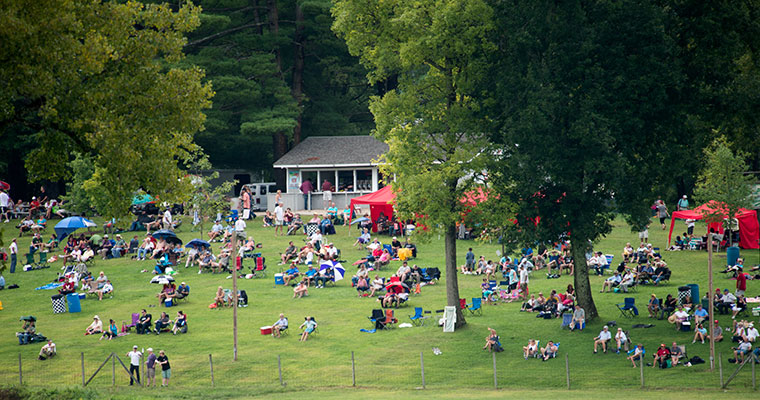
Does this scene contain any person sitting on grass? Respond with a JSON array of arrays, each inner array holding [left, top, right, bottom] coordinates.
[[293, 279, 309, 299], [523, 339, 539, 359], [593, 326, 612, 354], [521, 294, 538, 312], [600, 271, 622, 293], [569, 305, 585, 331], [627, 344, 645, 368], [100, 319, 118, 341], [540, 341, 558, 361], [272, 314, 288, 338], [614, 328, 628, 353], [652, 343, 671, 368], [18, 319, 36, 345], [707, 320, 724, 342], [171, 311, 186, 335], [299, 316, 317, 342], [154, 312, 171, 335], [483, 327, 500, 351], [692, 322, 707, 344], [85, 316, 103, 336], [38, 340, 56, 360]]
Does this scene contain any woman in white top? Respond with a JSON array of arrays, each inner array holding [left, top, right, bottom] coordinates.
[[523, 339, 539, 359], [85, 316, 103, 335], [614, 328, 628, 353]]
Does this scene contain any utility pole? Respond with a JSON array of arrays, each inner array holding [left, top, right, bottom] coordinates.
[[232, 231, 238, 361], [708, 233, 715, 371]]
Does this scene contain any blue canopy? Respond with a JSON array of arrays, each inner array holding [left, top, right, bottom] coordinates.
[[54, 216, 97, 241], [185, 239, 210, 249], [132, 194, 155, 205]]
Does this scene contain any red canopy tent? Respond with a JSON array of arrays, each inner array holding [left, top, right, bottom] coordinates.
[[349, 186, 396, 233], [668, 201, 759, 249]]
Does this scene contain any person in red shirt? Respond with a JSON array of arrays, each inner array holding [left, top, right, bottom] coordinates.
[[652, 343, 671, 368], [736, 268, 747, 297], [28, 197, 41, 217]]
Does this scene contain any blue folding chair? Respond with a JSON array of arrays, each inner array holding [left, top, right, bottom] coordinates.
[[468, 297, 482, 315], [616, 297, 639, 318], [409, 307, 427, 326], [488, 280, 497, 290], [560, 313, 573, 329]]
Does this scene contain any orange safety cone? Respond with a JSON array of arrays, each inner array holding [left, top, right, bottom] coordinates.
[[414, 283, 421, 295]]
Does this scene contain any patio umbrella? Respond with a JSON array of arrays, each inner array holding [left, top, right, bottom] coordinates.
[[350, 217, 370, 226], [151, 229, 176, 240], [165, 236, 183, 246], [150, 275, 175, 284], [185, 239, 211, 249], [19, 315, 37, 322], [0, 181, 10, 191], [319, 260, 345, 282], [131, 194, 154, 205], [386, 281, 409, 294], [54, 216, 97, 241]]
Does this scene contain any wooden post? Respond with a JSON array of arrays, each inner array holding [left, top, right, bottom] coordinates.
[[565, 353, 570, 390], [18, 353, 22, 385], [708, 233, 716, 371], [753, 353, 757, 390], [492, 351, 498, 389], [209, 354, 215, 386], [719, 352, 723, 387], [232, 233, 238, 361], [420, 351, 426, 389], [351, 351, 356, 387], [112, 352, 116, 387], [81, 352, 85, 387], [640, 351, 644, 389], [278, 355, 284, 386]]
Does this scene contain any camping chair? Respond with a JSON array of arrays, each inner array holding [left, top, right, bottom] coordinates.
[[369, 309, 387, 330], [122, 313, 139, 332], [560, 313, 573, 329], [602, 255, 613, 275], [468, 297, 482, 315], [409, 307, 428, 326], [384, 309, 398, 328], [616, 297, 639, 319], [459, 298, 467, 311], [251, 256, 267, 278]]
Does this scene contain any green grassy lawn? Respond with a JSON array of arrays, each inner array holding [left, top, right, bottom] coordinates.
[[1, 214, 758, 396]]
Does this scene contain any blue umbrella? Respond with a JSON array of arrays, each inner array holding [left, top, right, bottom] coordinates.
[[185, 239, 210, 249], [54, 216, 97, 241], [151, 229, 177, 240], [350, 217, 370, 226], [319, 260, 345, 282]]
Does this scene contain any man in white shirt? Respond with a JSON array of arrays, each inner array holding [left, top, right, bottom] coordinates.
[[593, 325, 612, 353], [162, 208, 172, 230], [127, 345, 142, 385], [38, 340, 56, 360], [588, 252, 607, 276], [324, 243, 338, 260], [310, 231, 323, 247], [0, 190, 10, 222], [600, 271, 622, 293], [518, 257, 533, 272], [274, 203, 284, 236], [519, 265, 530, 298], [744, 323, 759, 343], [234, 217, 246, 240], [9, 238, 17, 273], [717, 289, 737, 315], [97, 280, 114, 301]]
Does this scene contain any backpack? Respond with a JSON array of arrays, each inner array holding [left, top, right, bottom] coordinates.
[[690, 356, 705, 365]]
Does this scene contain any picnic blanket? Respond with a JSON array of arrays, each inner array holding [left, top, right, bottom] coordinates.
[[35, 283, 63, 290]]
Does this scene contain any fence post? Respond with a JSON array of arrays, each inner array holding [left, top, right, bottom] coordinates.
[[420, 352, 426, 389], [112, 352, 116, 387], [492, 351, 498, 389], [18, 353, 22, 385], [565, 353, 570, 390], [719, 352, 723, 388], [209, 354, 215, 387], [639, 353, 644, 389], [351, 351, 356, 387], [81, 352, 85, 387], [278, 355, 284, 386], [753, 353, 756, 390]]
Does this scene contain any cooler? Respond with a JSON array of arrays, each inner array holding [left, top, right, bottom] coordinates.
[[274, 273, 284, 285], [66, 293, 81, 313], [687, 284, 699, 306], [165, 299, 173, 307], [260, 326, 273, 335], [726, 246, 740, 266]]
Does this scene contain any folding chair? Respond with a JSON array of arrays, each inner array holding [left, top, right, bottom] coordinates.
[[616, 297, 639, 318], [488, 280, 497, 290], [409, 307, 426, 326], [560, 313, 573, 329], [368, 309, 386, 330], [384, 309, 398, 328], [251, 256, 267, 278], [468, 297, 482, 315], [459, 298, 467, 310]]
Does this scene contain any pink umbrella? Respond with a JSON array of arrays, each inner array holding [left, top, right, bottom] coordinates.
[[0, 181, 9, 191]]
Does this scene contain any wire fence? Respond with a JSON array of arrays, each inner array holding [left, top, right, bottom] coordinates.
[[3, 350, 759, 391]]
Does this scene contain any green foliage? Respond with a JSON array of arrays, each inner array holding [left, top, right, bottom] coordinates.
[[187, 152, 237, 234], [693, 136, 755, 245], [0, 0, 213, 216], [61, 153, 103, 216]]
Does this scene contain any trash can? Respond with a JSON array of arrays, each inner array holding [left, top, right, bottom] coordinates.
[[66, 293, 81, 313], [677, 286, 691, 305], [726, 246, 740, 266], [687, 284, 699, 306], [51, 294, 66, 314], [274, 273, 284, 285]]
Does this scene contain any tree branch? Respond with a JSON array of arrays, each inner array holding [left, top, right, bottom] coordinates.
[[185, 23, 267, 47]]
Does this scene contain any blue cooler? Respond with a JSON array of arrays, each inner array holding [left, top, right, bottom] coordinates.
[[726, 246, 740, 266], [687, 284, 699, 305], [79, 293, 86, 300], [164, 299, 173, 307], [274, 273, 284, 285], [66, 293, 81, 313]]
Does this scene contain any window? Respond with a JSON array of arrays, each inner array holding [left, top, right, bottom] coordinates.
[[319, 170, 336, 191], [302, 171, 317, 190], [338, 171, 354, 192], [259, 185, 267, 195], [356, 170, 372, 191]]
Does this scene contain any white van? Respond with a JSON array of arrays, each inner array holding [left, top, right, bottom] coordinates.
[[240, 183, 277, 211]]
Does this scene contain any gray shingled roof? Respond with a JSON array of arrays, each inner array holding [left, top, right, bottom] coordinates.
[[273, 136, 389, 167]]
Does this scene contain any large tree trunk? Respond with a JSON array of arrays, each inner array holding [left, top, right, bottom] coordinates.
[[291, 2, 305, 145], [445, 223, 466, 328], [570, 238, 599, 321]]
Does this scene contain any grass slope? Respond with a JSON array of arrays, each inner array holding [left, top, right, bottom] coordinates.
[[0, 215, 758, 395]]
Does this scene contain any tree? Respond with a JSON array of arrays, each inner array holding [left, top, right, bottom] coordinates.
[[187, 153, 237, 236], [333, 0, 497, 327], [61, 153, 107, 216], [488, 0, 681, 320], [693, 136, 755, 246], [0, 0, 213, 216]]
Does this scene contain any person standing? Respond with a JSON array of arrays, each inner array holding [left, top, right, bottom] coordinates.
[[9, 238, 17, 273], [465, 248, 475, 273], [234, 216, 246, 241], [299, 179, 313, 210], [156, 350, 171, 387], [162, 207, 173, 230], [127, 345, 142, 385], [657, 200, 669, 230], [274, 203, 284, 236], [677, 195, 689, 211], [0, 189, 10, 222], [518, 265, 530, 299], [321, 179, 333, 204], [145, 348, 157, 387], [241, 187, 251, 220]]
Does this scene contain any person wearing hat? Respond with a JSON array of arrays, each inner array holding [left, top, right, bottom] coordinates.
[[391, 236, 402, 255], [162, 207, 173, 231], [593, 325, 612, 353], [717, 289, 737, 315], [98, 235, 114, 259], [145, 348, 157, 387], [126, 345, 142, 385], [85, 315, 103, 335], [744, 322, 758, 343], [111, 234, 126, 258], [677, 195, 689, 211], [707, 319, 724, 342], [653, 343, 671, 368], [614, 328, 629, 353]]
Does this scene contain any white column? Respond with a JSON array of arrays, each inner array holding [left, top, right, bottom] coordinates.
[[353, 170, 357, 193], [372, 168, 378, 192]]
